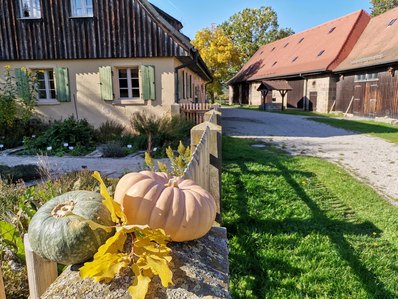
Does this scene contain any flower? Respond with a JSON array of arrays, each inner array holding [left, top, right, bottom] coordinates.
[[4, 65, 11, 70], [20, 67, 26, 72]]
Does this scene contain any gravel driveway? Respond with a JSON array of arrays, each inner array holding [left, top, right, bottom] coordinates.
[[222, 108, 398, 203]]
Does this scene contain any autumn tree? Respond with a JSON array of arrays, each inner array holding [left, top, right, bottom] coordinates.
[[370, 0, 398, 15], [192, 25, 241, 101], [221, 6, 294, 64]]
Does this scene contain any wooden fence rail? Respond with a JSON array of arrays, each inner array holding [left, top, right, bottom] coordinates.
[[22, 108, 223, 298], [180, 103, 220, 125], [0, 261, 6, 299]]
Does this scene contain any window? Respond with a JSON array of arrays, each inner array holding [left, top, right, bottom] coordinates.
[[328, 27, 336, 34], [35, 70, 56, 100], [284, 42, 289, 48], [292, 56, 298, 62], [355, 72, 378, 82], [272, 61, 278, 67], [20, 0, 41, 18], [118, 67, 140, 98], [317, 50, 325, 57], [271, 47, 276, 52], [387, 18, 397, 27], [298, 37, 304, 44], [71, 0, 93, 17]]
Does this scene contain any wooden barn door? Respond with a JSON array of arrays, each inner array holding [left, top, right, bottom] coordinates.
[[364, 83, 379, 117], [309, 92, 317, 111], [353, 84, 364, 115]]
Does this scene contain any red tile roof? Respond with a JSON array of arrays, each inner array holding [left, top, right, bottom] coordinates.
[[257, 80, 292, 91], [335, 7, 398, 71], [229, 10, 370, 84]]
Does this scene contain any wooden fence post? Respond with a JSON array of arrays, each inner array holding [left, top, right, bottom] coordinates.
[[24, 235, 58, 299], [191, 117, 222, 222], [204, 110, 221, 125], [0, 261, 6, 299]]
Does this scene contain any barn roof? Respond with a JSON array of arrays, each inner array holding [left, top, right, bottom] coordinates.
[[229, 10, 370, 84], [335, 7, 398, 72]]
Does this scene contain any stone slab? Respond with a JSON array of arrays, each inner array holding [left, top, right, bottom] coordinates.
[[42, 227, 231, 299]]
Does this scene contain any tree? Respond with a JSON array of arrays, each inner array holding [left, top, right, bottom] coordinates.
[[221, 7, 294, 64], [192, 25, 242, 101], [370, 0, 398, 15]]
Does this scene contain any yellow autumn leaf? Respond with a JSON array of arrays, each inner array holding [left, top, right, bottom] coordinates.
[[92, 171, 127, 224], [128, 264, 153, 299], [157, 161, 168, 173], [94, 229, 128, 258], [80, 253, 131, 283], [144, 254, 173, 288], [67, 213, 114, 233]]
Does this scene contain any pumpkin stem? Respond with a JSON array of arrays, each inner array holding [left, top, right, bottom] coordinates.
[[165, 178, 179, 188], [51, 201, 76, 218]]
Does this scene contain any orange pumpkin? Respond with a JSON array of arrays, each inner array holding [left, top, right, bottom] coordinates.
[[114, 171, 216, 242]]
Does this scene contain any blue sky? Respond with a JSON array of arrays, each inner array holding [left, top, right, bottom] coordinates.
[[150, 0, 371, 39]]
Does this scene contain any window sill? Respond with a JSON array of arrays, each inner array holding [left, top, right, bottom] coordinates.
[[37, 99, 60, 106], [69, 16, 94, 19], [18, 17, 42, 21], [113, 99, 146, 106]]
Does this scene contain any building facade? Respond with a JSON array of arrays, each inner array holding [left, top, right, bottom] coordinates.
[[0, 0, 211, 127]]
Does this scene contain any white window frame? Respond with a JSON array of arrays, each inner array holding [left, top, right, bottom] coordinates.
[[20, 0, 41, 19], [71, 0, 93, 17], [34, 69, 58, 104], [117, 67, 141, 100], [354, 72, 378, 82]]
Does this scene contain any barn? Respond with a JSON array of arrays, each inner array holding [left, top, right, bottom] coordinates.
[[228, 10, 370, 112], [334, 7, 398, 118]]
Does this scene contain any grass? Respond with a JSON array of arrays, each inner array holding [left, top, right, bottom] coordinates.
[[224, 104, 343, 117], [309, 118, 398, 144], [222, 136, 398, 298]]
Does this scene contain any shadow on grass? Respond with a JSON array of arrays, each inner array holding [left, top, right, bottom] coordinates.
[[223, 140, 393, 298], [309, 117, 398, 135]]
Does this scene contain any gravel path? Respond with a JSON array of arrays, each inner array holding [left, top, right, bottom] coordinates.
[[0, 154, 146, 178], [222, 108, 398, 203]]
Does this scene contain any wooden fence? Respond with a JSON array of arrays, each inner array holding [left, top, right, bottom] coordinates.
[[1, 109, 223, 299], [180, 103, 220, 125], [184, 109, 222, 221]]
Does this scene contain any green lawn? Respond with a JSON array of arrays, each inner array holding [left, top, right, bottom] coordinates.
[[222, 136, 398, 298], [309, 118, 398, 144]]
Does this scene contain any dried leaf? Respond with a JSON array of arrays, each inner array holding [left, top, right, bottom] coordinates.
[[92, 171, 127, 224], [94, 229, 128, 258], [129, 264, 152, 299], [145, 152, 155, 171], [144, 254, 173, 287], [80, 253, 131, 283], [177, 141, 186, 156], [67, 213, 114, 233], [157, 161, 168, 173]]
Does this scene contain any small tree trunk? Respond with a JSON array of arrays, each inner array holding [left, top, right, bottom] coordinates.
[[147, 133, 153, 153]]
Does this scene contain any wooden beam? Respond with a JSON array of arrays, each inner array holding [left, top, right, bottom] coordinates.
[[24, 235, 58, 299], [344, 96, 355, 117], [0, 261, 6, 299]]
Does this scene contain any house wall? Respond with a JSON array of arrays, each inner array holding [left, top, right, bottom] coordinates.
[[248, 82, 262, 105], [176, 65, 207, 103], [0, 57, 208, 128], [336, 66, 398, 118], [305, 75, 335, 113]]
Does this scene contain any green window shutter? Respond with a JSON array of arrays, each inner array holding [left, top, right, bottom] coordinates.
[[141, 65, 155, 100], [99, 66, 113, 101], [55, 67, 71, 102], [14, 68, 30, 101]]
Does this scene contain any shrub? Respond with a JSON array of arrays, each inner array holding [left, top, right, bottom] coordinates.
[[101, 142, 127, 158], [21, 116, 96, 156], [130, 112, 194, 153], [0, 164, 40, 183], [96, 120, 125, 143]]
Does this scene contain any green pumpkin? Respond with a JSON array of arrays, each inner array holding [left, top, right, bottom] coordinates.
[[28, 190, 114, 265]]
